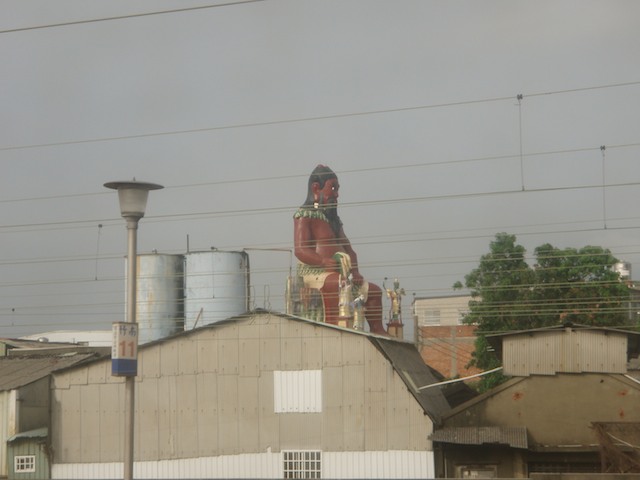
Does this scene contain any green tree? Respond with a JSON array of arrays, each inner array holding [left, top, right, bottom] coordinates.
[[454, 233, 630, 391], [532, 243, 629, 326]]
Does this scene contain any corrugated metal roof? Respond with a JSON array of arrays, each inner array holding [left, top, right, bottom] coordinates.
[[0, 353, 101, 391], [2, 338, 79, 350], [486, 323, 640, 361], [431, 426, 528, 449], [30, 310, 455, 422], [371, 337, 451, 423], [8, 427, 48, 443]]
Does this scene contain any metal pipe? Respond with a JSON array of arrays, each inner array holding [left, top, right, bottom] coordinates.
[[104, 179, 162, 480], [124, 218, 138, 480], [417, 366, 503, 390]]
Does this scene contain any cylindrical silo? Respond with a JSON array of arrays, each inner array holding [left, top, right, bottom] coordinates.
[[184, 250, 250, 330], [135, 253, 184, 344]]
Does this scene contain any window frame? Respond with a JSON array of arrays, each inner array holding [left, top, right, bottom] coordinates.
[[423, 308, 441, 326], [283, 450, 322, 479], [14, 455, 36, 474]]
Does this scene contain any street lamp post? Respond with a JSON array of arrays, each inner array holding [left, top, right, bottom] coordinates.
[[104, 180, 163, 480]]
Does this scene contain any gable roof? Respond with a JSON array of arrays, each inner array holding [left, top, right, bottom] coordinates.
[[486, 322, 640, 340], [486, 323, 640, 362], [47, 309, 454, 422]]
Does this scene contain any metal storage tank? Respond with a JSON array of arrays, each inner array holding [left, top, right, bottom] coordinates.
[[135, 253, 184, 344], [184, 250, 250, 330]]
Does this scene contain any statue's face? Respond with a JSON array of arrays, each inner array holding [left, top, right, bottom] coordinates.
[[318, 178, 339, 206]]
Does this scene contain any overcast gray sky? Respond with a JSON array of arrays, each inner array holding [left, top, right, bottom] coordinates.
[[2, 0, 640, 338]]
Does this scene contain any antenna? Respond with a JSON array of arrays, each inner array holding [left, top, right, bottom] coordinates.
[[601, 145, 607, 229], [94, 224, 103, 280], [517, 93, 525, 191]]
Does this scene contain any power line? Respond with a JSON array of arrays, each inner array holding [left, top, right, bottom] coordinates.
[[0, 249, 635, 307], [2, 83, 639, 153], [0, 96, 515, 152], [524, 81, 640, 99], [1, 95, 639, 333], [0, 1, 267, 34], [3, 177, 640, 233], [3, 204, 640, 272]]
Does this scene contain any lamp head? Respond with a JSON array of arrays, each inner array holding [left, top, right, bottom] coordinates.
[[104, 180, 164, 220]]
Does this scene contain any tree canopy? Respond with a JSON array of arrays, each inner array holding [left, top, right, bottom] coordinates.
[[454, 232, 631, 390]]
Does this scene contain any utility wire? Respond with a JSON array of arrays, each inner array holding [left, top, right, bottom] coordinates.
[[3, 213, 640, 269], [1, 142, 638, 207], [517, 94, 525, 190], [3, 177, 640, 233], [601, 145, 608, 229], [0, 95, 515, 152], [0, 1, 267, 34], [2, 82, 639, 153]]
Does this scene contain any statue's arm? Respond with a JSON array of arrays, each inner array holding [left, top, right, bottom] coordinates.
[[339, 228, 362, 278], [294, 217, 330, 267]]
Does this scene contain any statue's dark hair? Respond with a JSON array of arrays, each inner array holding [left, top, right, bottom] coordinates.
[[302, 164, 342, 235], [303, 164, 337, 206]]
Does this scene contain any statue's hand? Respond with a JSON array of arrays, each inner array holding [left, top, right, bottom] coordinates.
[[321, 257, 339, 271], [351, 271, 364, 286]]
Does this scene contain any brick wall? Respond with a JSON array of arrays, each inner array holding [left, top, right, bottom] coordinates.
[[418, 324, 480, 378]]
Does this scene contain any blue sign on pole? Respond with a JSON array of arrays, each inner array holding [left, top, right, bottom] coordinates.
[[112, 322, 138, 376]]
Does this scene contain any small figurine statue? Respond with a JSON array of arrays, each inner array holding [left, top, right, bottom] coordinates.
[[384, 277, 405, 323]]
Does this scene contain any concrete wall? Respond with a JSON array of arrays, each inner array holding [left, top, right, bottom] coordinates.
[[413, 295, 470, 327], [444, 373, 640, 447], [413, 295, 477, 379], [19, 378, 50, 433], [437, 444, 607, 478]]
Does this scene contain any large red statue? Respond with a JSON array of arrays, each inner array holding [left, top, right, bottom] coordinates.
[[293, 165, 387, 335]]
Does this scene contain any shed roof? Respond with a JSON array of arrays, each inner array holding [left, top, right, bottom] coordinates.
[[430, 426, 528, 449], [8, 427, 48, 443], [486, 322, 640, 340], [2, 337, 79, 350], [0, 352, 103, 391]]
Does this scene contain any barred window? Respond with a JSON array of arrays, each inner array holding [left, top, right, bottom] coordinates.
[[283, 450, 321, 479], [14, 455, 36, 473]]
